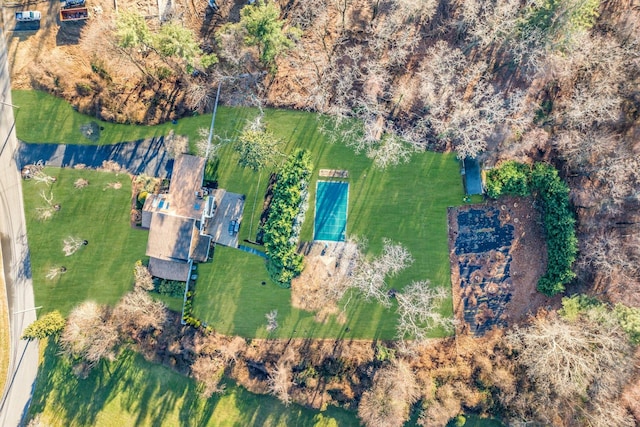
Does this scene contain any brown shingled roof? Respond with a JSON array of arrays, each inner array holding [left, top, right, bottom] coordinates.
[[146, 213, 195, 261]]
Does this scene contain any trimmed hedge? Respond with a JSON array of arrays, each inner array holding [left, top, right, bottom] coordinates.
[[486, 162, 577, 296], [262, 149, 312, 287]]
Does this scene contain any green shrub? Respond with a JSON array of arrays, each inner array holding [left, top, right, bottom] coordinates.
[[485, 161, 531, 198], [454, 415, 466, 427], [614, 304, 640, 345], [262, 149, 312, 286], [155, 279, 185, 297], [530, 163, 577, 296], [75, 82, 93, 96], [559, 295, 601, 321], [22, 311, 66, 340]]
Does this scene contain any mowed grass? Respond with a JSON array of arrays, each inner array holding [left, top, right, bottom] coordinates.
[[28, 339, 357, 427], [16, 91, 465, 339], [12, 90, 252, 145], [22, 168, 148, 315], [194, 109, 464, 339]]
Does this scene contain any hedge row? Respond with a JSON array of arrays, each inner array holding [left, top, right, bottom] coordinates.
[[262, 149, 312, 287], [486, 161, 577, 296]]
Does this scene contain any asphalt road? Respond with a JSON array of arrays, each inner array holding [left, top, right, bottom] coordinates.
[[0, 31, 39, 427]]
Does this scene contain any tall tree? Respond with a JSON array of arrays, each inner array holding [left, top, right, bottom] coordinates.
[[227, 0, 301, 70], [234, 115, 281, 171]]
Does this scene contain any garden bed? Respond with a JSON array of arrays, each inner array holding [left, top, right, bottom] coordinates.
[[448, 197, 558, 336]]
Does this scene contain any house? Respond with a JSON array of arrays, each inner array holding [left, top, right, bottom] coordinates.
[[141, 155, 216, 282]]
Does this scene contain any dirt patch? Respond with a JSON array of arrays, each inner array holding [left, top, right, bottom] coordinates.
[[291, 241, 358, 323], [448, 197, 559, 336]]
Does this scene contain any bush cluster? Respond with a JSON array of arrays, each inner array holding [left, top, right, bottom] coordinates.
[[486, 161, 577, 296], [561, 295, 640, 345], [154, 279, 185, 298], [262, 149, 312, 287]]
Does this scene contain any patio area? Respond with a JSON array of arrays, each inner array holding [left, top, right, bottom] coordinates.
[[206, 191, 245, 248]]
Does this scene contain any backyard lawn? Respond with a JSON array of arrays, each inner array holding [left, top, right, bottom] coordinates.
[[28, 339, 356, 427], [22, 168, 148, 315], [194, 144, 463, 339]]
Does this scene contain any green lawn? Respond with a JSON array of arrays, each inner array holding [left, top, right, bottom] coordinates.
[[12, 90, 253, 145], [18, 91, 465, 339], [28, 339, 357, 427], [194, 109, 463, 339], [22, 168, 148, 315]]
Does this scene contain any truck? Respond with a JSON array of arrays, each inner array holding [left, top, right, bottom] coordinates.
[[61, 0, 86, 8], [15, 11, 41, 21], [60, 7, 89, 21]]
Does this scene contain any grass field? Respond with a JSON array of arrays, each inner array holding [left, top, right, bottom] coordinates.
[[17, 91, 465, 339], [12, 90, 252, 146], [193, 111, 463, 339], [28, 339, 357, 427], [22, 168, 149, 315], [0, 248, 9, 394]]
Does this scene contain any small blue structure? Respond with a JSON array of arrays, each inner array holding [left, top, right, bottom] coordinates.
[[462, 157, 484, 195]]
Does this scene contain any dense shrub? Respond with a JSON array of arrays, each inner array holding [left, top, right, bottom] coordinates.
[[22, 311, 66, 340], [614, 304, 640, 345], [486, 162, 577, 296], [529, 163, 577, 295], [154, 279, 185, 297], [561, 295, 640, 345], [485, 161, 530, 198], [262, 149, 312, 286]]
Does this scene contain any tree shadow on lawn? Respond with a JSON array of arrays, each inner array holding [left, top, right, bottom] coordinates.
[[28, 340, 118, 426], [28, 341, 215, 427]]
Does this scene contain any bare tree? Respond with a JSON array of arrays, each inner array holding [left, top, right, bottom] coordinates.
[[185, 82, 215, 113], [133, 260, 155, 291], [218, 336, 247, 364], [32, 171, 56, 185], [164, 130, 190, 159], [191, 354, 226, 398], [395, 281, 452, 343], [60, 301, 119, 368], [348, 238, 413, 307], [36, 190, 57, 221], [267, 360, 293, 406], [62, 236, 86, 257], [358, 360, 419, 427], [507, 312, 634, 424], [74, 178, 89, 189], [366, 129, 414, 169], [112, 290, 167, 333], [46, 266, 67, 281], [265, 309, 279, 333]]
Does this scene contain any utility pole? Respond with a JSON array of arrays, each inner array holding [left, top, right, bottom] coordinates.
[[205, 80, 223, 160]]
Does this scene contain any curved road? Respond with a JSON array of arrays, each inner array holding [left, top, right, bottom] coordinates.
[[0, 31, 39, 427]]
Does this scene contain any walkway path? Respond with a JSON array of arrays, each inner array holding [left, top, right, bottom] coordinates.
[[17, 137, 174, 178]]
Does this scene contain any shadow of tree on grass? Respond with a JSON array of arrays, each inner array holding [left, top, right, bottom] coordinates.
[[27, 339, 357, 426]]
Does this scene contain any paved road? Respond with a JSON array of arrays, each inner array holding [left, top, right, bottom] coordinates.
[[18, 138, 174, 178], [0, 31, 39, 427]]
